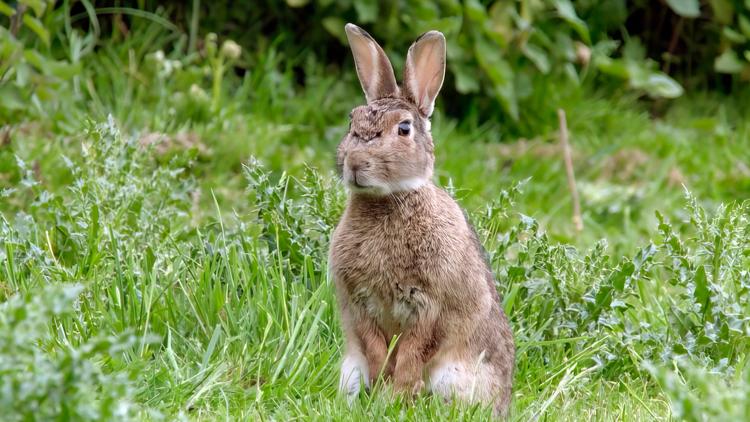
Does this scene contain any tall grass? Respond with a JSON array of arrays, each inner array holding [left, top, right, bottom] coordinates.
[[1, 118, 748, 420]]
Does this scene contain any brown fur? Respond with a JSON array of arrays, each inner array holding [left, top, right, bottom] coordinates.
[[331, 24, 515, 416]]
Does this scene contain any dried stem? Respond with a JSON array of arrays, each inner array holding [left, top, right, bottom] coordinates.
[[663, 17, 684, 74], [558, 109, 583, 232], [10, 4, 26, 36]]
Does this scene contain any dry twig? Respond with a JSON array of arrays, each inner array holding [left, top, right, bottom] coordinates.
[[10, 4, 26, 36]]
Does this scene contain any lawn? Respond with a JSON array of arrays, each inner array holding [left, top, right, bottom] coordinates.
[[2, 2, 750, 421]]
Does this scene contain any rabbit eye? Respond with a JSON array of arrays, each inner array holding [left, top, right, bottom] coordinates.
[[398, 121, 411, 136]]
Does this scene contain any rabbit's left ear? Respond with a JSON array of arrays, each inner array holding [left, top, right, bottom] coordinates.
[[403, 31, 446, 117]]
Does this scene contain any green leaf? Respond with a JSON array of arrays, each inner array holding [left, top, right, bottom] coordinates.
[[708, 0, 734, 24], [0, 1, 14, 17], [451, 62, 480, 93], [522, 43, 550, 74], [594, 284, 613, 310], [507, 266, 527, 280], [665, 0, 700, 17], [464, 0, 487, 23], [715, 50, 745, 73], [322, 17, 347, 44], [694, 265, 710, 315], [474, 35, 518, 120], [285, 0, 310, 6], [633, 243, 657, 270], [487, 1, 514, 45], [15, 61, 31, 86], [19, 0, 46, 16], [428, 16, 463, 37], [22, 14, 50, 47], [643, 73, 684, 98], [591, 39, 620, 59], [723, 27, 747, 44], [595, 56, 629, 79], [554, 0, 591, 44], [22, 48, 45, 69], [353, 0, 378, 24], [0, 84, 25, 111], [739, 15, 750, 38], [47, 58, 82, 79], [611, 262, 635, 292], [622, 38, 646, 61], [563, 62, 580, 84], [502, 283, 520, 315]]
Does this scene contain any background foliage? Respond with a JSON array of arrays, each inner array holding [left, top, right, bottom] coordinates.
[[3, 1, 749, 131], [1, 0, 750, 420]]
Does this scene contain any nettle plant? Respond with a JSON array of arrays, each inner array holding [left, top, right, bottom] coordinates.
[[243, 158, 345, 281], [653, 195, 750, 364], [2, 117, 194, 285], [0, 283, 144, 421], [0, 118, 193, 419], [480, 189, 750, 374], [241, 155, 750, 380]]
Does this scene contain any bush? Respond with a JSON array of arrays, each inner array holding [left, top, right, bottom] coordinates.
[[0, 284, 145, 421], [4, 1, 746, 136], [192, 0, 685, 134], [0, 0, 696, 136]]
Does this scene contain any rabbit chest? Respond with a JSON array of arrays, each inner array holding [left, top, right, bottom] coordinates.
[[331, 208, 445, 337]]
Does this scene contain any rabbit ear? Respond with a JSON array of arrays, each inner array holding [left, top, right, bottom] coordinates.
[[345, 23, 399, 102], [403, 31, 446, 117]]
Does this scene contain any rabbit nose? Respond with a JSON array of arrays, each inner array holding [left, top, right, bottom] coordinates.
[[347, 153, 371, 173], [350, 161, 370, 173]]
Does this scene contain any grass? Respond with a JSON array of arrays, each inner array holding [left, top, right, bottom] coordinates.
[[2, 11, 750, 422]]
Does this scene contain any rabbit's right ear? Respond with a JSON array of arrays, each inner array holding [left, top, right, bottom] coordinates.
[[345, 23, 399, 102]]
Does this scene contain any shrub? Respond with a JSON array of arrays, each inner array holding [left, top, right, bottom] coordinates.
[[0, 283, 145, 421]]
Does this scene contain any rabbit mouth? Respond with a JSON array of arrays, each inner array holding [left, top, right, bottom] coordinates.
[[347, 174, 386, 195], [349, 171, 373, 189], [352, 174, 368, 188]]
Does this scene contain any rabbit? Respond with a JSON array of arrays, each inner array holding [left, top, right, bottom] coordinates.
[[329, 23, 515, 416]]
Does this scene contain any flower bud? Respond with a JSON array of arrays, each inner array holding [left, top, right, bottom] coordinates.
[[221, 40, 242, 60], [205, 32, 218, 57], [575, 42, 591, 66]]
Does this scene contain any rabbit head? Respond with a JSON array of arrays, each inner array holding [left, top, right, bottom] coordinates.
[[337, 24, 446, 196]]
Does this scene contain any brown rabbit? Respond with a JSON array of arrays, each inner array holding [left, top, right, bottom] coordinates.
[[329, 24, 515, 416]]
